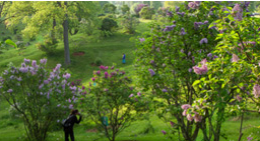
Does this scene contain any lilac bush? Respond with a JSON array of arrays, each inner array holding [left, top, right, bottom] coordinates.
[[0, 59, 83, 141], [134, 1, 255, 141], [79, 66, 148, 141]]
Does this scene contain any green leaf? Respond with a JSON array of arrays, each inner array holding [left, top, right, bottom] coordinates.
[[193, 80, 201, 86], [5, 39, 17, 48]]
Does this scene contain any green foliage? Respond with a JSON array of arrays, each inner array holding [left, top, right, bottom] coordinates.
[[150, 1, 163, 10], [164, 1, 183, 9], [121, 12, 139, 34], [36, 36, 58, 55], [139, 7, 155, 19], [80, 67, 148, 141], [94, 57, 103, 66], [134, 2, 241, 141], [0, 60, 83, 141], [99, 16, 118, 35], [121, 4, 130, 14], [102, 3, 117, 14]]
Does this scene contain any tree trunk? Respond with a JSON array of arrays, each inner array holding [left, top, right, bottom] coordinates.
[[214, 107, 225, 141], [63, 2, 70, 66]]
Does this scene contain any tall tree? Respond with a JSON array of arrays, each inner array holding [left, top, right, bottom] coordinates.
[[5, 1, 99, 66]]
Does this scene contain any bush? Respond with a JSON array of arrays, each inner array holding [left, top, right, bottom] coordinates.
[[0, 59, 84, 141], [95, 57, 103, 66], [100, 17, 118, 32], [140, 7, 155, 19], [36, 37, 58, 55]]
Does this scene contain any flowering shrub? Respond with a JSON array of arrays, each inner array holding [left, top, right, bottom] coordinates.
[[79, 66, 148, 141], [0, 59, 83, 141], [134, 1, 253, 141], [190, 2, 260, 140]]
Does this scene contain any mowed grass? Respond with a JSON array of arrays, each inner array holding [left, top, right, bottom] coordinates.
[[0, 19, 260, 141]]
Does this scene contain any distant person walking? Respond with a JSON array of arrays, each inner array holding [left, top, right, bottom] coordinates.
[[122, 53, 126, 64], [63, 109, 82, 141]]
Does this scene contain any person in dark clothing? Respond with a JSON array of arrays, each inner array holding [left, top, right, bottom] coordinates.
[[64, 109, 82, 141]]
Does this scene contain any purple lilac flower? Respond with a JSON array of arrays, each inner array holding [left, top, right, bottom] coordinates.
[[63, 73, 71, 79], [172, 21, 176, 24], [204, 20, 209, 24], [180, 28, 186, 35], [137, 92, 141, 96], [21, 63, 26, 67], [188, 2, 198, 9], [39, 84, 44, 89], [193, 65, 208, 75], [111, 66, 114, 70], [40, 58, 47, 65], [32, 60, 37, 68], [44, 80, 49, 84], [19, 67, 28, 73], [247, 137, 253, 141], [17, 77, 22, 81], [181, 104, 191, 110], [253, 84, 260, 98], [166, 11, 173, 17], [180, 49, 184, 53], [194, 112, 202, 122], [57, 104, 61, 107], [236, 95, 242, 102], [188, 68, 192, 72], [47, 93, 50, 99], [70, 86, 77, 91], [200, 38, 208, 45], [161, 130, 167, 135], [232, 4, 243, 21], [163, 25, 176, 32], [7, 89, 13, 93], [150, 60, 154, 64], [175, 6, 180, 12], [213, 55, 218, 59], [231, 54, 239, 63], [139, 38, 145, 43], [129, 94, 134, 98], [170, 121, 175, 127], [24, 59, 31, 64], [162, 89, 167, 92], [69, 104, 74, 109], [148, 69, 155, 76], [176, 12, 185, 16], [207, 53, 213, 58], [187, 114, 193, 121]]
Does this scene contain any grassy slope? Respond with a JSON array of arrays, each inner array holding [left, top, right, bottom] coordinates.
[[0, 20, 260, 141]]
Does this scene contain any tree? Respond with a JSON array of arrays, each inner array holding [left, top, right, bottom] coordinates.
[[102, 3, 117, 14], [121, 12, 139, 34], [80, 66, 148, 141], [0, 59, 83, 141], [121, 4, 130, 15], [150, 1, 163, 10], [134, 2, 243, 141], [5, 1, 99, 65], [139, 7, 155, 19]]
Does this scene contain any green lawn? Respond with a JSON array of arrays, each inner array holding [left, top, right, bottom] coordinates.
[[0, 19, 259, 141]]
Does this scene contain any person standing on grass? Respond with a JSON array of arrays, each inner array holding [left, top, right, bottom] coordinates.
[[122, 53, 126, 64], [63, 109, 82, 141]]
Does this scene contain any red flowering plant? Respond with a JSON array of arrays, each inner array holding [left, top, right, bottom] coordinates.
[[0, 59, 83, 141], [134, 1, 251, 141], [79, 66, 149, 141]]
